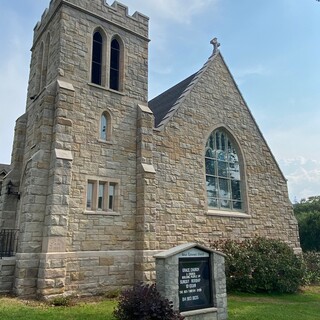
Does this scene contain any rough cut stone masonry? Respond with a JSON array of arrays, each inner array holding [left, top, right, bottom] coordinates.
[[0, 0, 300, 298]]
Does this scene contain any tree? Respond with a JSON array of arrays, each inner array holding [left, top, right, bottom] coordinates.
[[294, 196, 320, 251], [294, 196, 320, 216]]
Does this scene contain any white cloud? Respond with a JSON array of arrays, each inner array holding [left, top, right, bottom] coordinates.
[[262, 120, 320, 163], [278, 157, 320, 201], [234, 64, 272, 84], [125, 0, 218, 24]]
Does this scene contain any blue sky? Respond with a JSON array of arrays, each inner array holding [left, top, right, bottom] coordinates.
[[0, 0, 319, 201]]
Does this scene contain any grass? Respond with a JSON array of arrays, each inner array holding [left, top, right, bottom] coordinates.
[[0, 296, 117, 320], [0, 287, 319, 320], [228, 286, 320, 320]]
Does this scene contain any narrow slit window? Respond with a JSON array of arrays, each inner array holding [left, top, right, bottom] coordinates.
[[36, 43, 44, 94], [87, 182, 94, 210], [110, 39, 120, 91], [91, 31, 103, 85], [109, 183, 115, 210], [100, 113, 107, 140], [41, 34, 50, 89], [98, 182, 105, 210]]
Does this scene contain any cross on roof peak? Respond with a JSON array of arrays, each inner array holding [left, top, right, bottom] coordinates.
[[210, 37, 220, 54]]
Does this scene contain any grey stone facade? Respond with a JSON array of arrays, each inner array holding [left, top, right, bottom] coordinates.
[[0, 0, 300, 298]]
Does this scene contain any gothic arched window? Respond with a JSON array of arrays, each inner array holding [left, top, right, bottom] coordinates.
[[100, 113, 108, 140], [109, 38, 120, 91], [91, 31, 103, 85], [205, 129, 243, 211], [99, 111, 112, 142]]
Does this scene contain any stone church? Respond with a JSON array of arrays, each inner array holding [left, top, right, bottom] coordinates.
[[0, 0, 300, 298]]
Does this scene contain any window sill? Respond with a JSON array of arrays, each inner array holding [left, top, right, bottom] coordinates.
[[97, 139, 114, 145], [207, 210, 251, 219], [84, 210, 120, 216], [88, 83, 125, 96]]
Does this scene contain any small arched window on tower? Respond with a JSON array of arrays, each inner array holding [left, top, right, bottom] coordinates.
[[109, 38, 121, 91], [100, 111, 112, 142], [91, 31, 103, 85], [205, 128, 244, 212]]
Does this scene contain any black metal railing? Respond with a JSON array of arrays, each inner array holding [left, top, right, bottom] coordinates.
[[0, 229, 18, 258]]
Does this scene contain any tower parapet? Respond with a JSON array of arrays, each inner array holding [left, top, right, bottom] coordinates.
[[33, 0, 149, 45]]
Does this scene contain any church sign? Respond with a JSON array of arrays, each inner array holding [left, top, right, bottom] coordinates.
[[178, 253, 212, 311], [154, 243, 227, 319]]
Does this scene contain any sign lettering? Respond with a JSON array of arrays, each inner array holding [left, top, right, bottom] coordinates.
[[178, 257, 213, 312]]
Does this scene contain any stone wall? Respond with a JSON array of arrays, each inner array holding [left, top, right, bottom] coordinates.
[[0, 258, 16, 294], [37, 250, 135, 297]]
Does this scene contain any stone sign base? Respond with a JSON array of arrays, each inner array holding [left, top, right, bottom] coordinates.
[[154, 243, 227, 320], [181, 307, 218, 320]]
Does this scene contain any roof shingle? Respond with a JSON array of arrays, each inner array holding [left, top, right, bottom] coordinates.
[[148, 73, 196, 127]]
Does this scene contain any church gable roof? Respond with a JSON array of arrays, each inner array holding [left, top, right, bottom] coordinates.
[[0, 164, 10, 176], [148, 39, 287, 181], [148, 73, 196, 127], [149, 38, 220, 130]]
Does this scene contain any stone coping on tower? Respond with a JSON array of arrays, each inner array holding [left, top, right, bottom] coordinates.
[[33, 0, 149, 45]]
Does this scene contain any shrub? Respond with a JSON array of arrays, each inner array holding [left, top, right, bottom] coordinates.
[[104, 289, 121, 299], [113, 283, 184, 320], [303, 251, 320, 285], [50, 296, 72, 307], [211, 237, 304, 293]]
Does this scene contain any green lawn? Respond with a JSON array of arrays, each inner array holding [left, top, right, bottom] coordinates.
[[228, 287, 320, 320], [0, 297, 116, 320], [0, 287, 319, 320]]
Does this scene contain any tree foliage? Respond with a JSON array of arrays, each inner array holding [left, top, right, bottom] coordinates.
[[294, 196, 320, 251], [294, 196, 320, 216]]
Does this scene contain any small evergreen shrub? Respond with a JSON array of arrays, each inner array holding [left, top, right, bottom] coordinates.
[[50, 296, 72, 307], [113, 283, 184, 320], [104, 289, 121, 299], [211, 237, 304, 293], [303, 251, 320, 285]]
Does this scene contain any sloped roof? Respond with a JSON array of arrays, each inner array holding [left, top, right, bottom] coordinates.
[[147, 42, 287, 181], [0, 164, 10, 174], [148, 45, 219, 130], [149, 73, 196, 127]]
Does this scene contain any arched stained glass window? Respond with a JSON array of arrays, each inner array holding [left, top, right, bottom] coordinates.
[[205, 129, 243, 211], [91, 31, 103, 85], [110, 38, 120, 91]]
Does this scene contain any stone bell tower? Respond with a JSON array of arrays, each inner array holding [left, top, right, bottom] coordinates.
[[1, 0, 150, 297]]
